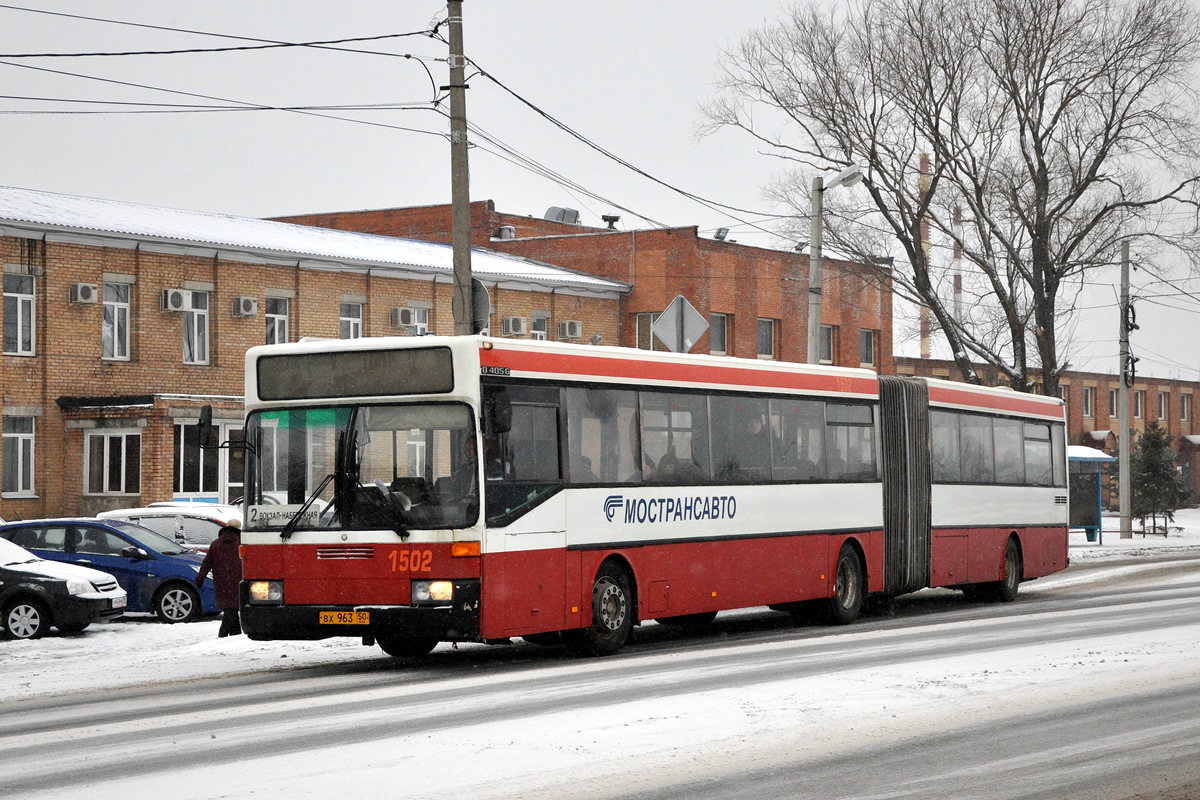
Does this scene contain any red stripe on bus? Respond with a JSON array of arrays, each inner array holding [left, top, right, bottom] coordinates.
[[928, 384, 1063, 419], [480, 347, 878, 396]]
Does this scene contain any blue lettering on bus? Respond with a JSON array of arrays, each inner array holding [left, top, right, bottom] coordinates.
[[609, 494, 737, 524]]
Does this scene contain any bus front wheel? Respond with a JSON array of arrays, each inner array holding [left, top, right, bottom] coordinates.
[[565, 561, 634, 657], [377, 634, 438, 658]]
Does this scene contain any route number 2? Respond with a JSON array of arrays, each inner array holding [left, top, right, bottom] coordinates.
[[389, 549, 433, 573]]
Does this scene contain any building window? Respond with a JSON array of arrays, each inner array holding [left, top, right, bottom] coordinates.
[[756, 319, 776, 359], [339, 302, 362, 340], [636, 312, 665, 351], [819, 325, 836, 364], [1109, 388, 1117, 418], [710, 313, 727, 355], [2, 273, 35, 355], [1183, 394, 1191, 423], [409, 306, 430, 336], [102, 282, 130, 360], [1058, 386, 1068, 403], [85, 429, 141, 495], [174, 422, 219, 495], [1158, 391, 1169, 420], [1, 416, 34, 495], [859, 329, 876, 367], [183, 291, 209, 364], [265, 297, 289, 345], [530, 315, 549, 341], [1134, 390, 1144, 420], [1082, 386, 1095, 418]]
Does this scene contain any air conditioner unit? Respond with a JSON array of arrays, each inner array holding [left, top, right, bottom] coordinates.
[[390, 307, 416, 328], [232, 296, 258, 317], [559, 320, 583, 339], [497, 225, 516, 240], [502, 316, 527, 336], [70, 282, 98, 304], [160, 288, 189, 312]]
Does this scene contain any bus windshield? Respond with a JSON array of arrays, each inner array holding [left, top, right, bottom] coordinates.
[[243, 403, 478, 533]]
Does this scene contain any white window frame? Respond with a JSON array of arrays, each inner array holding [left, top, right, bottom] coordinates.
[[1109, 388, 1118, 418], [1134, 390, 1144, 420], [819, 325, 835, 365], [85, 429, 141, 496], [1158, 391, 1169, 420], [756, 318, 775, 360], [635, 312, 664, 351], [183, 291, 209, 364], [710, 313, 727, 355], [859, 329, 876, 367], [340, 302, 362, 340], [265, 297, 289, 345], [3, 273, 35, 356], [1, 415, 35, 496], [102, 282, 130, 360], [530, 315, 549, 341], [1183, 394, 1191, 423], [1082, 386, 1095, 419]]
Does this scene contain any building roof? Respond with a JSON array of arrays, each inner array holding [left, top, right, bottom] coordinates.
[[0, 185, 627, 296]]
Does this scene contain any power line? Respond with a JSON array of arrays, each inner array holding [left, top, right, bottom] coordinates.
[[0, 32, 437, 59]]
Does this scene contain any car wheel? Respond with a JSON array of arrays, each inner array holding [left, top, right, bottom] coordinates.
[[4, 598, 50, 639], [154, 583, 201, 623]]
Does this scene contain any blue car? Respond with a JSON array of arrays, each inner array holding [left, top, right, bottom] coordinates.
[[0, 519, 217, 622]]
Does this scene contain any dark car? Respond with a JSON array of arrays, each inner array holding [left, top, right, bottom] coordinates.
[[0, 537, 127, 639], [0, 519, 217, 622]]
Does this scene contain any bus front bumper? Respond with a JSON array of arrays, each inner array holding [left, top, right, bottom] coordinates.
[[240, 579, 481, 642]]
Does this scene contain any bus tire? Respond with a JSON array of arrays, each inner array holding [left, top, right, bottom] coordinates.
[[565, 561, 634, 657], [826, 544, 865, 625], [377, 634, 438, 658], [654, 611, 717, 627]]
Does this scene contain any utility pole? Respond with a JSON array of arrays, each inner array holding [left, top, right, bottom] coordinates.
[[1119, 240, 1133, 538], [806, 175, 825, 364], [447, 0, 473, 335]]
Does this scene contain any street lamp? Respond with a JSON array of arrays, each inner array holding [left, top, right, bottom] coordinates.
[[806, 165, 865, 364]]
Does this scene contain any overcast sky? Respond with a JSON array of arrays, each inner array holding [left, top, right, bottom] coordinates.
[[1, 1, 1196, 379]]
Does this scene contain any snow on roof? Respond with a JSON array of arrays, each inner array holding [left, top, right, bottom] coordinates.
[[1067, 444, 1116, 462], [0, 185, 627, 295]]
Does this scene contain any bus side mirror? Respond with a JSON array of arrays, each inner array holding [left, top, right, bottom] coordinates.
[[484, 391, 512, 434], [198, 405, 215, 449]]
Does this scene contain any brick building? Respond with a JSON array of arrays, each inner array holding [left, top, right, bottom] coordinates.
[[0, 186, 626, 520], [277, 201, 894, 371], [897, 356, 1200, 502]]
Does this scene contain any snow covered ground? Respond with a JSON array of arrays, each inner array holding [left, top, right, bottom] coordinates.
[[3, 511, 1199, 799], [4, 509, 1199, 704]]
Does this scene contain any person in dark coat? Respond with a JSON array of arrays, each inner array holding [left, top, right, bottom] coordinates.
[[195, 521, 243, 637]]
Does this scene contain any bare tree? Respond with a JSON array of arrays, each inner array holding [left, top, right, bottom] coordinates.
[[703, 0, 1200, 394]]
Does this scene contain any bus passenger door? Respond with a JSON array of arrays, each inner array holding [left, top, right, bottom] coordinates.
[[482, 385, 568, 637], [878, 377, 932, 594]]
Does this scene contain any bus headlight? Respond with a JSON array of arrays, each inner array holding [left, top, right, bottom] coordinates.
[[411, 580, 453, 606], [248, 580, 283, 605]]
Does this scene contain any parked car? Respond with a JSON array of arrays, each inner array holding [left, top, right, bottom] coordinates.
[[97, 503, 241, 553], [0, 519, 217, 623], [0, 536, 126, 639]]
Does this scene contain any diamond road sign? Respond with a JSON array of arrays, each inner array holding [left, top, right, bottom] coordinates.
[[651, 294, 708, 353]]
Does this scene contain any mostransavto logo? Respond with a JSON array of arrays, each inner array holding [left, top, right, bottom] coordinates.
[[604, 494, 737, 524]]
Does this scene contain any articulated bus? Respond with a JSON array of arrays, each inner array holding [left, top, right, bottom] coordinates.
[[237, 335, 1068, 658]]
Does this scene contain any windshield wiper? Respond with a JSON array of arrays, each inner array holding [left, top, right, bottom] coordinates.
[[279, 472, 334, 541]]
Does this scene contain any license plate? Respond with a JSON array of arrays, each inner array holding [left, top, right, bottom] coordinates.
[[111, 596, 127, 609], [320, 610, 369, 625]]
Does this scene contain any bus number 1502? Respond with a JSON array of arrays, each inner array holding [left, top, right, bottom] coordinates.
[[389, 549, 433, 573]]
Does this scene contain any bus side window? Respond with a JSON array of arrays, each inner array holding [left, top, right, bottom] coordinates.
[[565, 387, 640, 484], [771, 398, 825, 481], [930, 410, 961, 482]]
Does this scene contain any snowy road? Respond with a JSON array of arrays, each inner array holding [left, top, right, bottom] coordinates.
[[2, 555, 1199, 799]]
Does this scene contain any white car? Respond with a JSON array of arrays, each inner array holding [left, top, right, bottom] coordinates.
[[96, 503, 241, 552], [0, 537, 126, 638]]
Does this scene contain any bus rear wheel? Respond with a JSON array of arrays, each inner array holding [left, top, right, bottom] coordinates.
[[826, 544, 865, 625], [565, 561, 634, 657], [377, 634, 438, 658]]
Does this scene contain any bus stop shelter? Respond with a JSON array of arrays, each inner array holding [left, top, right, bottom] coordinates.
[[1068, 445, 1116, 544]]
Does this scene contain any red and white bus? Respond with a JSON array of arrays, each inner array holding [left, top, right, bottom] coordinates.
[[236, 335, 1068, 657]]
